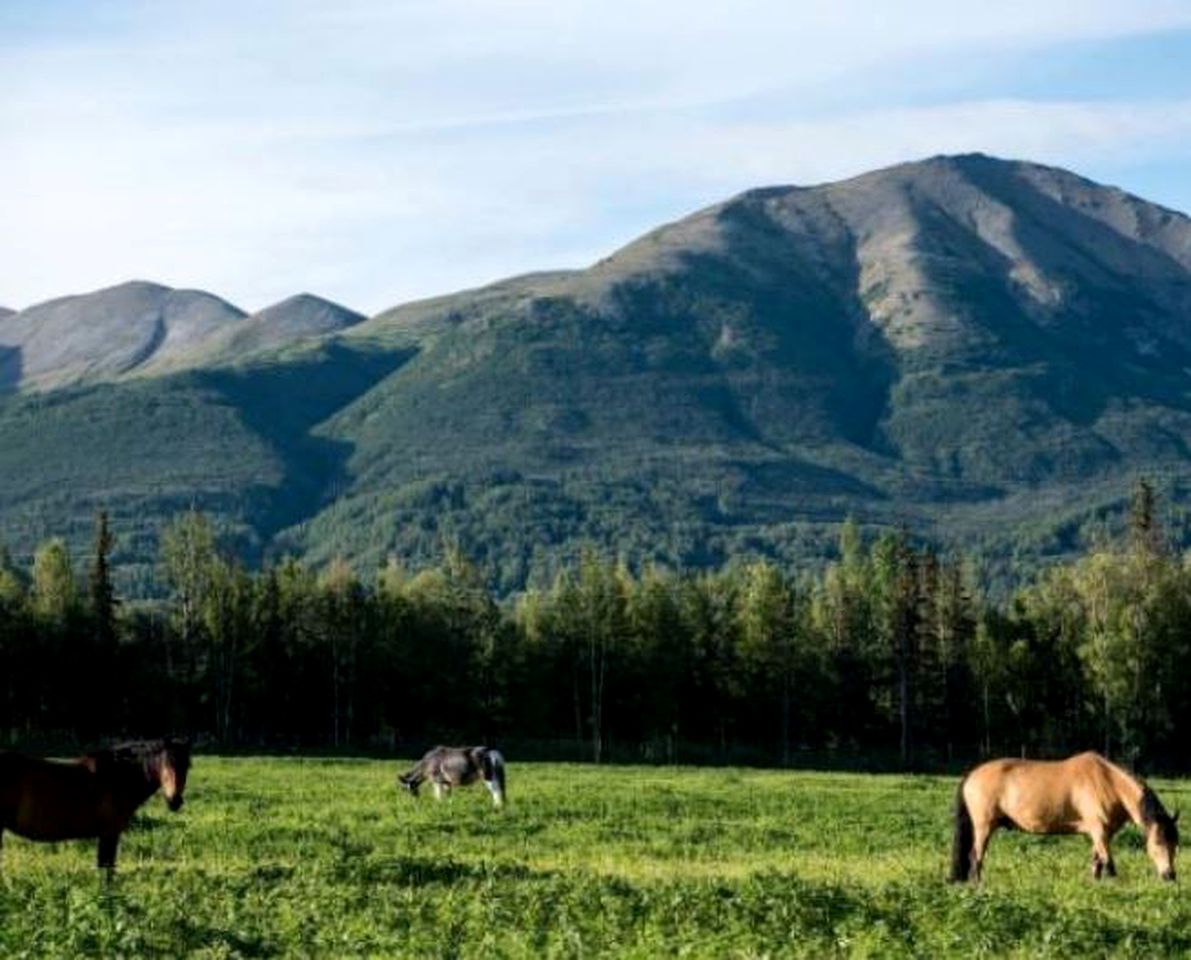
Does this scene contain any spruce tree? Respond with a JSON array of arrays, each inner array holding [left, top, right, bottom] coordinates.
[[89, 510, 118, 654]]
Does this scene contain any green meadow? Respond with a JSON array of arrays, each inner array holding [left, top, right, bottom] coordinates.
[[2, 759, 1190, 958]]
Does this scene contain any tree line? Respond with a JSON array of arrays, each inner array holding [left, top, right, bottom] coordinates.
[[2, 481, 1190, 770]]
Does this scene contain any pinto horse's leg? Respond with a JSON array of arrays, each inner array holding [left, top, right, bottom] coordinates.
[[485, 778, 504, 808], [432, 781, 446, 801]]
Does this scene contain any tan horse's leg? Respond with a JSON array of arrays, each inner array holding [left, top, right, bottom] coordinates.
[[1088, 828, 1115, 879], [971, 819, 994, 882]]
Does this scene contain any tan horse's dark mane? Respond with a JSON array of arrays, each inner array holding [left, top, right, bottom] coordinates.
[[1140, 786, 1169, 825], [1140, 786, 1180, 844]]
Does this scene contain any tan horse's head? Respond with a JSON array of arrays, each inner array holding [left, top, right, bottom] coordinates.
[[1142, 789, 1179, 881]]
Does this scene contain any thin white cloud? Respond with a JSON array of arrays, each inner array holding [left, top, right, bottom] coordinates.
[[2, 1, 1191, 312]]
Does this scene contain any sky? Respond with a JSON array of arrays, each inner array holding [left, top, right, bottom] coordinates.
[[4, 1, 1191, 315]]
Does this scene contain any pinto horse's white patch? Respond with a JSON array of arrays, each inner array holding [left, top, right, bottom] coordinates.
[[485, 777, 504, 807]]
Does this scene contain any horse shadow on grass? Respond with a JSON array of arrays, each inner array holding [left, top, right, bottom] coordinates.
[[126, 813, 174, 832], [331, 854, 551, 887], [89, 884, 274, 959], [170, 921, 273, 959]]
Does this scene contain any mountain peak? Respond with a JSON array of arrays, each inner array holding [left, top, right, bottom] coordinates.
[[253, 293, 364, 329], [0, 281, 246, 390], [0, 280, 374, 389], [145, 291, 368, 370], [105, 278, 172, 295]]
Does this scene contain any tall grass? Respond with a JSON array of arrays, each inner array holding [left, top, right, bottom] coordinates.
[[1, 760, 1188, 957]]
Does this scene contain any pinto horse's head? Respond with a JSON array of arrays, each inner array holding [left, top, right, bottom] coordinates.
[[397, 772, 421, 797], [156, 738, 192, 812], [1142, 789, 1179, 880]]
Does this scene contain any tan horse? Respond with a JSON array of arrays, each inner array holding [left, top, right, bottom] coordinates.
[[951, 751, 1178, 882]]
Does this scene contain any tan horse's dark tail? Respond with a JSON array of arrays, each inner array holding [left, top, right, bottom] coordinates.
[[950, 777, 974, 883]]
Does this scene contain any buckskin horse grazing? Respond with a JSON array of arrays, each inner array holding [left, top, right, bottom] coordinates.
[[0, 738, 191, 874], [951, 751, 1179, 883], [398, 746, 506, 808]]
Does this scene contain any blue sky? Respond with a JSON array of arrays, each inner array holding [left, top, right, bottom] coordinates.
[[4, 1, 1191, 314]]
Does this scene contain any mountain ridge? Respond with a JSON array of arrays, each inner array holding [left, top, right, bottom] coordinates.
[[0, 281, 364, 391], [3, 153, 1191, 593]]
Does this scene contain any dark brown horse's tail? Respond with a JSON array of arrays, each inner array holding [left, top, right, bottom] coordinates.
[[950, 776, 974, 883]]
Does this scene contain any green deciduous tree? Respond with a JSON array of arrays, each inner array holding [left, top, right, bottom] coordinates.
[[31, 538, 78, 624]]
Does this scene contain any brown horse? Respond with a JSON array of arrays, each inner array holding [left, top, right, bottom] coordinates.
[[951, 751, 1179, 883], [0, 738, 191, 873]]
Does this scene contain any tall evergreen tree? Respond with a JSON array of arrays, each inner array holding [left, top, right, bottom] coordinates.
[[738, 560, 802, 764], [88, 510, 118, 653]]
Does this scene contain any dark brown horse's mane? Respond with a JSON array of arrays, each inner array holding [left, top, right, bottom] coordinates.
[[85, 738, 187, 778]]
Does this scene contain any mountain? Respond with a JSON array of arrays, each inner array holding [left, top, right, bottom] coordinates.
[[0, 283, 364, 390], [251, 293, 365, 336], [138, 292, 366, 374], [0, 281, 246, 391], [3, 154, 1191, 592]]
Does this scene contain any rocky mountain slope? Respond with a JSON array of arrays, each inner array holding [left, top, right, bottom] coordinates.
[[0, 282, 363, 390]]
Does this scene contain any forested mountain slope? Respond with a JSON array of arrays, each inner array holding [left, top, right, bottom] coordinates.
[[3, 154, 1191, 592]]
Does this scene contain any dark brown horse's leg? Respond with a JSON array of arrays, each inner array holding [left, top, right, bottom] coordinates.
[[97, 833, 120, 875]]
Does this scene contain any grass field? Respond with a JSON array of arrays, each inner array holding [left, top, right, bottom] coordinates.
[[2, 759, 1190, 958]]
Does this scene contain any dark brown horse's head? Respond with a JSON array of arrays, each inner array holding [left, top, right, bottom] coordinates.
[[1141, 788, 1179, 880], [91, 738, 192, 812], [155, 738, 191, 812]]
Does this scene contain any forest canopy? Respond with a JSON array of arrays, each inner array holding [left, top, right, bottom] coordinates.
[[1, 481, 1187, 771]]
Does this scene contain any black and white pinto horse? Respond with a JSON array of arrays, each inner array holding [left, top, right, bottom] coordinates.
[[398, 746, 506, 808]]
